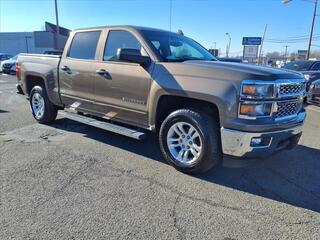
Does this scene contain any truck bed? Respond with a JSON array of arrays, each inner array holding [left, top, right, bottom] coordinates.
[[17, 53, 62, 106]]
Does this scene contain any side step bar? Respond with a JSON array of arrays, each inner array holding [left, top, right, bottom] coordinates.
[[58, 111, 147, 140]]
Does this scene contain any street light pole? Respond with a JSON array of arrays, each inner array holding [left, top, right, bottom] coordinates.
[[225, 33, 231, 57], [284, 45, 289, 63], [54, 0, 60, 50]]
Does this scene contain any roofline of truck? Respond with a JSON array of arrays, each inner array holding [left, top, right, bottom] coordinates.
[[72, 25, 172, 34]]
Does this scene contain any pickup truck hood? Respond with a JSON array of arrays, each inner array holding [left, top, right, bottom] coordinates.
[[161, 60, 303, 82]]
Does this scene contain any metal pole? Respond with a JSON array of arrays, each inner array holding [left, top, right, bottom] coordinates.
[[258, 24, 267, 65], [226, 33, 231, 57], [169, 0, 172, 32], [54, 0, 60, 50], [284, 45, 289, 63], [25, 36, 29, 53], [307, 0, 317, 60]]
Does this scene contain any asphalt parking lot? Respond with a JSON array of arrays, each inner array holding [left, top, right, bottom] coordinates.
[[0, 74, 319, 239]]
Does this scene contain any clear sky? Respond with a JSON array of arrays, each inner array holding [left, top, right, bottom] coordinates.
[[0, 0, 319, 56]]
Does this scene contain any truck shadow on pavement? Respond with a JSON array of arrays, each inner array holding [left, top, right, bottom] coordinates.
[[51, 118, 320, 213]]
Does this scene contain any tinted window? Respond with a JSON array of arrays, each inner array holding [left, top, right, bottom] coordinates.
[[68, 31, 101, 60], [0, 55, 10, 60], [104, 30, 144, 61], [311, 62, 320, 71], [282, 61, 314, 71]]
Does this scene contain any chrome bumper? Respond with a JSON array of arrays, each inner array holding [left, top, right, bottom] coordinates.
[[220, 123, 304, 158]]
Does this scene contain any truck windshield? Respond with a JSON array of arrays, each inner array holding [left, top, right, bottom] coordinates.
[[141, 30, 216, 62]]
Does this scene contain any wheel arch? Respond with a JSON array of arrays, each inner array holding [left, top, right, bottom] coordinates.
[[154, 94, 221, 132]]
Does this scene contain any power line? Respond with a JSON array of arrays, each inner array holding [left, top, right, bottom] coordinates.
[[265, 34, 320, 43]]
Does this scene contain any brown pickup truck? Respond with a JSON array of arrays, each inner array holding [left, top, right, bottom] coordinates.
[[16, 26, 306, 173]]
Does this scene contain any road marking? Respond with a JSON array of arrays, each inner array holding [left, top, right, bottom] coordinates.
[[0, 80, 8, 83]]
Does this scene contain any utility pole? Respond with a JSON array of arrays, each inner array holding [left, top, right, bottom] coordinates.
[[169, 0, 172, 32], [282, 0, 318, 60], [54, 0, 60, 50], [284, 45, 289, 63], [214, 42, 217, 49], [307, 0, 318, 60], [258, 24, 267, 65]]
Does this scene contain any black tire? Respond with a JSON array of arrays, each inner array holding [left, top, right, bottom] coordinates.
[[159, 109, 222, 174], [29, 85, 58, 123]]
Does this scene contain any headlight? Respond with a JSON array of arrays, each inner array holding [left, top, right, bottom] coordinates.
[[241, 81, 274, 98], [304, 74, 310, 81], [310, 83, 315, 89], [239, 102, 273, 118]]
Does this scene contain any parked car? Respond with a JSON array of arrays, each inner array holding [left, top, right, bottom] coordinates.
[[307, 79, 320, 106], [0, 53, 13, 71], [43, 50, 63, 55], [282, 60, 320, 95], [16, 26, 306, 173], [301, 71, 320, 92], [0, 55, 18, 74], [282, 60, 320, 72]]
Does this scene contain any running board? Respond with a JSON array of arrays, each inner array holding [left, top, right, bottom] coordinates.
[[58, 111, 146, 140]]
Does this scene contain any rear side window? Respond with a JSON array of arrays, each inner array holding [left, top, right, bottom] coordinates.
[[68, 31, 101, 60], [103, 30, 144, 61]]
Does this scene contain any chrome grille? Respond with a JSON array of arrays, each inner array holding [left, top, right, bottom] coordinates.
[[275, 101, 300, 118], [279, 83, 304, 96]]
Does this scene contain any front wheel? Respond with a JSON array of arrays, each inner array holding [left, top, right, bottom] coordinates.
[[30, 86, 58, 123], [159, 109, 222, 174]]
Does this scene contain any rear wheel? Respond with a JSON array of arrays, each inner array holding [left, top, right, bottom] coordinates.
[[159, 109, 222, 174], [30, 86, 58, 123]]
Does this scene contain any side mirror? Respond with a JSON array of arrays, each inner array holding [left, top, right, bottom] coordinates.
[[117, 48, 151, 67]]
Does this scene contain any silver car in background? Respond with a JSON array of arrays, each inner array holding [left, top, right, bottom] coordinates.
[[0, 55, 18, 74]]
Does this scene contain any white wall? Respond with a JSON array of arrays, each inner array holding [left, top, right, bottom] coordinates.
[[0, 32, 57, 56]]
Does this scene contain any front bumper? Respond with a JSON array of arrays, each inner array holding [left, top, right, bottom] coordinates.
[[220, 113, 305, 158]]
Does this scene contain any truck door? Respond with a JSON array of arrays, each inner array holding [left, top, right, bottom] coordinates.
[[93, 29, 152, 127], [59, 30, 102, 111]]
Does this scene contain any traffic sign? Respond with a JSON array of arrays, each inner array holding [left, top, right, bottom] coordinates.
[[242, 37, 262, 45]]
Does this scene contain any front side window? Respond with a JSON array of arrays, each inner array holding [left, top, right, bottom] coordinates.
[[103, 30, 145, 61], [68, 31, 101, 60], [141, 30, 216, 62]]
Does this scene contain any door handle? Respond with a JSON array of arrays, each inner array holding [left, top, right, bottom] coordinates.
[[96, 69, 111, 79], [61, 65, 71, 72]]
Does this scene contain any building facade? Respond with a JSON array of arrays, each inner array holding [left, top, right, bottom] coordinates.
[[0, 22, 69, 56]]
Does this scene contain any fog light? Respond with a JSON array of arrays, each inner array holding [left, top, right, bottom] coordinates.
[[250, 137, 272, 147]]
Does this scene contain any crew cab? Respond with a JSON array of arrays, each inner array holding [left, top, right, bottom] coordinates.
[[16, 26, 306, 173]]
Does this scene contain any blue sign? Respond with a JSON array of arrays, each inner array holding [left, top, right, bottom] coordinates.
[[242, 37, 262, 45]]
